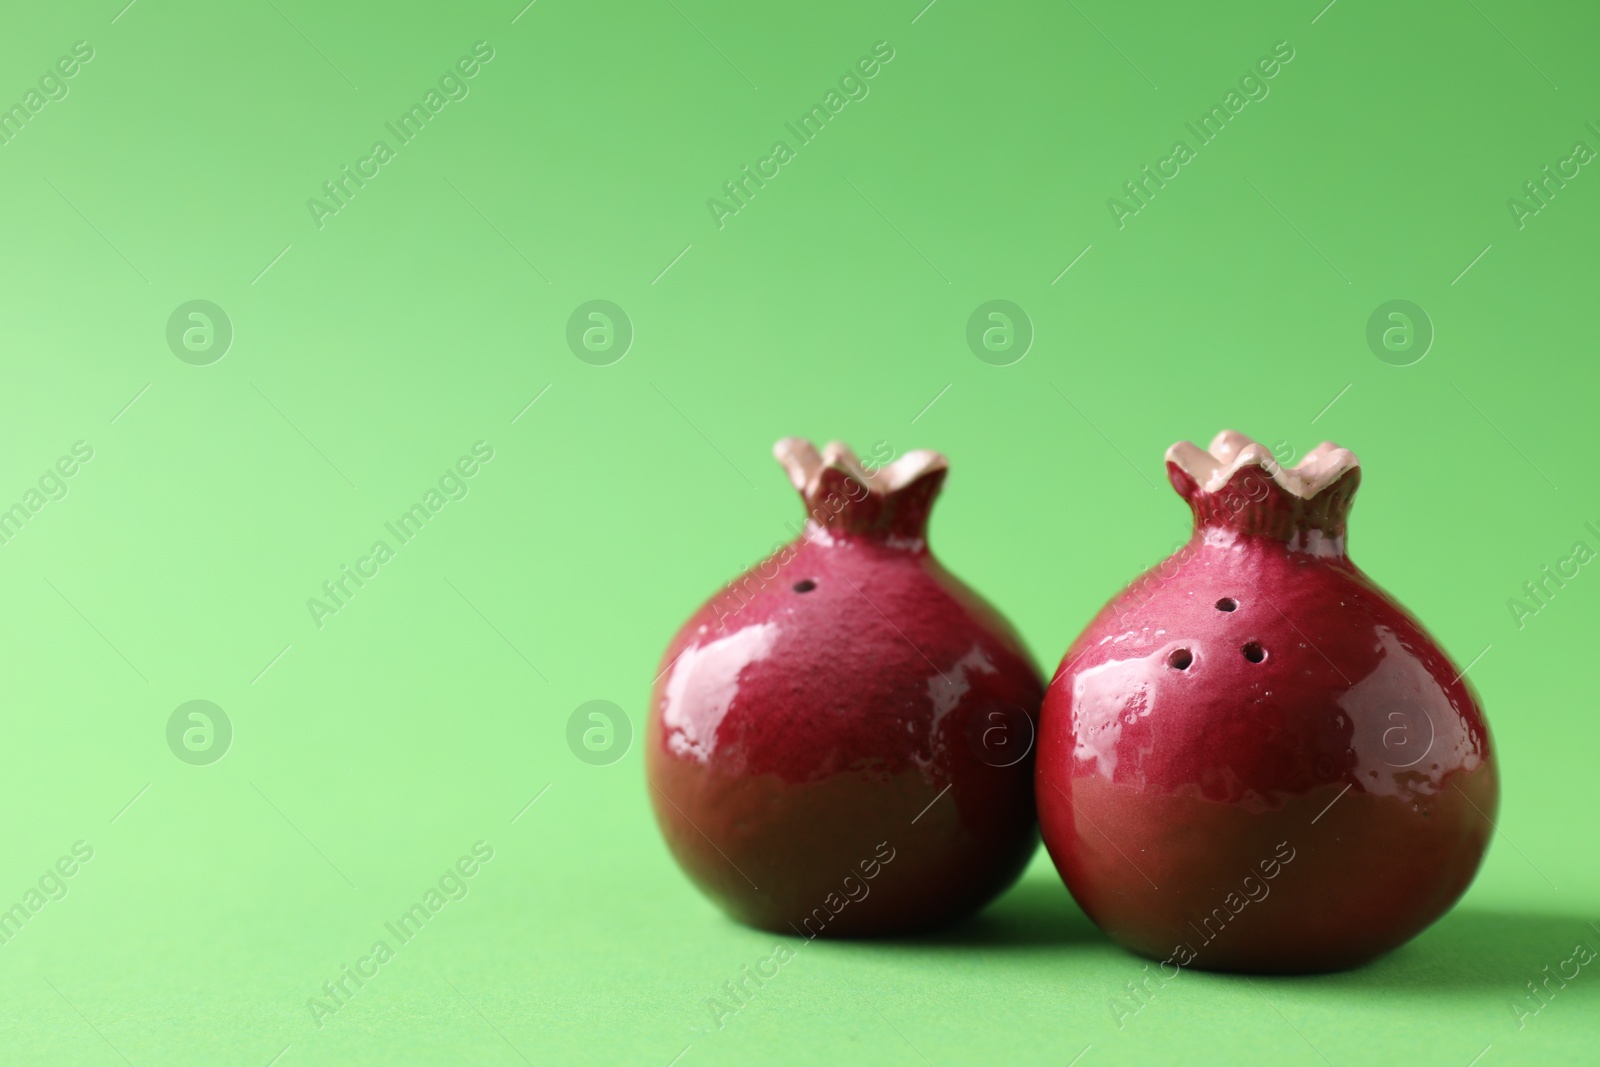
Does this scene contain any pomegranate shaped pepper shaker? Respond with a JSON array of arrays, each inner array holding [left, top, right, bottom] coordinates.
[[1037, 431, 1497, 973], [648, 439, 1044, 936]]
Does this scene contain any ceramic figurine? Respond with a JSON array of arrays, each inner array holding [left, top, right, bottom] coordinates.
[[1036, 431, 1497, 972], [648, 439, 1043, 936]]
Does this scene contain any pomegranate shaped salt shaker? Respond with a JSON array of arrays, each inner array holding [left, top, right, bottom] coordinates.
[[1037, 431, 1497, 973], [648, 439, 1044, 936]]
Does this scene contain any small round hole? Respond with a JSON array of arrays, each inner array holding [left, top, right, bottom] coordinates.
[[1167, 648, 1193, 670], [1215, 597, 1238, 612], [792, 579, 816, 593], [1241, 642, 1266, 663]]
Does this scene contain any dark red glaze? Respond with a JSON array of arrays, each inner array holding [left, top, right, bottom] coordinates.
[[1037, 432, 1497, 973], [648, 439, 1043, 936]]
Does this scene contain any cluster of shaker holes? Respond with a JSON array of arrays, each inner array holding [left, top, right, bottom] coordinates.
[[1166, 597, 1266, 670]]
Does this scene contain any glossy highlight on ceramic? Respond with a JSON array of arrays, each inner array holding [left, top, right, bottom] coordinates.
[[647, 439, 1044, 936], [1036, 430, 1498, 973]]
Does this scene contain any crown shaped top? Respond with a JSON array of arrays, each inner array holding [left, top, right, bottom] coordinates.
[[1165, 430, 1361, 552], [773, 438, 947, 547]]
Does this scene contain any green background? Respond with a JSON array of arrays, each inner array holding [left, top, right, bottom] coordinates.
[[1, 0, 1596, 1063]]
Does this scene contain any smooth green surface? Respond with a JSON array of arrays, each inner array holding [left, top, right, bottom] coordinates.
[[1, 1, 1596, 1063]]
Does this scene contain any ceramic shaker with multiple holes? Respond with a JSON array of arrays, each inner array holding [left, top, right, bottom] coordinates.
[[1035, 431, 1497, 972]]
